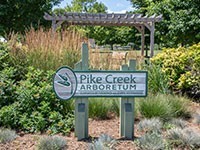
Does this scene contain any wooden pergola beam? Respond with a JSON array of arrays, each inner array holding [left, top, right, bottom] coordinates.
[[44, 12, 162, 57], [44, 13, 162, 25]]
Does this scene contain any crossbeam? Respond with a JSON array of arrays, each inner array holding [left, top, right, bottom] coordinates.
[[44, 12, 162, 57], [44, 13, 162, 26]]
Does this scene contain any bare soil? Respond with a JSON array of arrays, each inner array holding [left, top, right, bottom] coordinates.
[[0, 103, 199, 150]]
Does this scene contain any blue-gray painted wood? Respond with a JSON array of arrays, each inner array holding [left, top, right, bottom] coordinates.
[[120, 59, 136, 139], [120, 64, 128, 137], [74, 43, 89, 140]]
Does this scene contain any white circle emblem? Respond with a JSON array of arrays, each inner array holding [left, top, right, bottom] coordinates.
[[53, 66, 77, 100]]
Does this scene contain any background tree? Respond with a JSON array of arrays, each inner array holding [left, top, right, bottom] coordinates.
[[128, 0, 200, 47], [0, 0, 61, 37], [65, 0, 107, 13], [88, 26, 139, 50]]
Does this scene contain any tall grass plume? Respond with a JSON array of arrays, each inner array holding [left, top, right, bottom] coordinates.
[[9, 28, 84, 71]]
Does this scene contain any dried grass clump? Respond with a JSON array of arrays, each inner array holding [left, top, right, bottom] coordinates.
[[24, 28, 83, 70], [89, 48, 142, 70], [8, 28, 84, 71]]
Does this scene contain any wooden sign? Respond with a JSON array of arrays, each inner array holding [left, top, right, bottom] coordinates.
[[53, 67, 147, 100]]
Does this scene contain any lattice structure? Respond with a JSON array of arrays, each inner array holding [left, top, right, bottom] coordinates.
[[44, 13, 162, 57]]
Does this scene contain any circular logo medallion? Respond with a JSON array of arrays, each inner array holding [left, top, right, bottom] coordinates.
[[53, 66, 77, 100]]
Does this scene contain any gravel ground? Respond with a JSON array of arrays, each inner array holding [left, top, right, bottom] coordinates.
[[0, 117, 139, 150]]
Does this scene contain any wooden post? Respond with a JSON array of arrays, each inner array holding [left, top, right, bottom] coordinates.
[[52, 18, 57, 32], [141, 25, 145, 57], [120, 64, 129, 137], [120, 59, 136, 139], [74, 43, 89, 140], [150, 22, 155, 57]]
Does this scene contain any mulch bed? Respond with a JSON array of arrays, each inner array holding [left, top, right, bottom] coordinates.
[[0, 102, 199, 150]]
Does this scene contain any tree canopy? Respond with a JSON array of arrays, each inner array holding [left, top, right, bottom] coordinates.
[[128, 0, 200, 47], [0, 0, 61, 37], [1, 0, 198, 48]]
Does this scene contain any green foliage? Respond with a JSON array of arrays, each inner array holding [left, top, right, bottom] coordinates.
[[145, 63, 170, 94], [0, 44, 12, 70], [0, 43, 27, 107], [0, 128, 18, 143], [110, 99, 120, 117], [129, 0, 200, 47], [167, 95, 191, 118], [65, 0, 107, 13], [37, 136, 67, 150], [139, 94, 190, 121], [0, 43, 76, 135], [0, 67, 74, 135], [0, 103, 20, 128], [0, 67, 17, 107], [139, 95, 172, 121], [0, 43, 27, 81], [0, 0, 61, 36], [89, 98, 112, 119], [47, 112, 74, 135], [151, 43, 200, 100]]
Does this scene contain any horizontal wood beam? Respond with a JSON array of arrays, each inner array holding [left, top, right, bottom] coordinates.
[[44, 13, 163, 25]]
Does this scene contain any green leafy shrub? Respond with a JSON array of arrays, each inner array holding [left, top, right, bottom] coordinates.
[[47, 112, 74, 135], [139, 94, 190, 121], [0, 43, 27, 81], [0, 103, 20, 128], [0, 128, 18, 143], [0, 44, 12, 71], [37, 136, 67, 150], [0, 67, 17, 107], [0, 67, 74, 135], [0, 43, 27, 107], [151, 43, 200, 100]]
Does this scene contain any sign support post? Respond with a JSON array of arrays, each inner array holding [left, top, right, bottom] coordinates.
[[74, 43, 89, 140], [120, 60, 136, 139]]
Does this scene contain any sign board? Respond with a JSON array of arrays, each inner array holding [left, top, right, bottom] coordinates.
[[53, 66, 147, 100]]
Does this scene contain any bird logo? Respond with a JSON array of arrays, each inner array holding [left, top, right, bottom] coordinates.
[[57, 74, 71, 87]]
